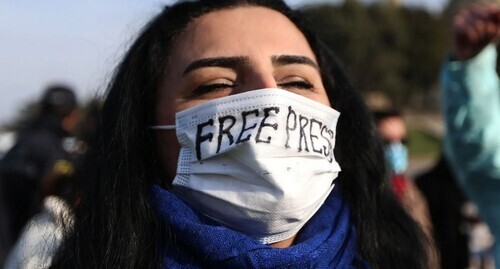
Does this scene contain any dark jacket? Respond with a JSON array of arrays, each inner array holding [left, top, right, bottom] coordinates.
[[0, 115, 74, 266]]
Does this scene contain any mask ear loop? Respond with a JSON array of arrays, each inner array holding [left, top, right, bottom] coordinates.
[[149, 125, 176, 130]]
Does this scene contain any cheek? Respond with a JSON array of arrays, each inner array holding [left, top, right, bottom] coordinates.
[[308, 78, 330, 107], [310, 87, 331, 107], [156, 130, 181, 183], [312, 93, 331, 107]]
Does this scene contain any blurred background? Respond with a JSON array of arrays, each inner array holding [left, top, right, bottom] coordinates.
[[0, 0, 454, 173]]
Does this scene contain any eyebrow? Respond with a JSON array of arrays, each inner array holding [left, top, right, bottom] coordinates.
[[271, 55, 319, 70], [182, 54, 319, 76], [183, 56, 249, 76]]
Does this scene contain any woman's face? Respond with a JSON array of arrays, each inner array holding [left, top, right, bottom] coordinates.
[[156, 6, 330, 180]]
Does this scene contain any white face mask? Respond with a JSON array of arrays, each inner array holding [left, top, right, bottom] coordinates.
[[151, 88, 341, 244]]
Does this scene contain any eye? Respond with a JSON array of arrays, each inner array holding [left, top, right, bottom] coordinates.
[[191, 80, 237, 98], [277, 77, 314, 90]]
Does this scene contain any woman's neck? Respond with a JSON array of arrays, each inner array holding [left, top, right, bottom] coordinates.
[[269, 234, 297, 248]]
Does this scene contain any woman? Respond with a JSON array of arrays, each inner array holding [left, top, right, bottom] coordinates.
[[52, 1, 430, 268]]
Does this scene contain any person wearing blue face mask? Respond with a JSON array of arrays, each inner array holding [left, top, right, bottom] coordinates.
[[374, 110, 410, 197], [374, 110, 434, 249]]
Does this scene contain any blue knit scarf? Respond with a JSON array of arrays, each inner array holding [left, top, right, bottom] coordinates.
[[151, 185, 369, 268]]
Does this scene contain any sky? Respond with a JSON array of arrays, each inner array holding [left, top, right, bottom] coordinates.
[[0, 0, 449, 126]]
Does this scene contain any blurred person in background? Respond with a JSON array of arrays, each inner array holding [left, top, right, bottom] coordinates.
[[0, 85, 80, 267], [440, 2, 500, 267], [373, 110, 437, 268], [3, 99, 101, 269]]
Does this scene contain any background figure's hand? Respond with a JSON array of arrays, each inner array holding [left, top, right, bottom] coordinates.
[[453, 4, 500, 60]]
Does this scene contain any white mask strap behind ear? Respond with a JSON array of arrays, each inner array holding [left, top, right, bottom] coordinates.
[[150, 125, 176, 130]]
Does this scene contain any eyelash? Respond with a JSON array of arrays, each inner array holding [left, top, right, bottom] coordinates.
[[192, 79, 314, 97], [278, 80, 314, 90], [192, 83, 236, 97]]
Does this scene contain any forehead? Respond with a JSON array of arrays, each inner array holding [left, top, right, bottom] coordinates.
[[169, 6, 317, 64]]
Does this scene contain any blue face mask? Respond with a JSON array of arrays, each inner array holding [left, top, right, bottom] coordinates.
[[384, 142, 408, 174]]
